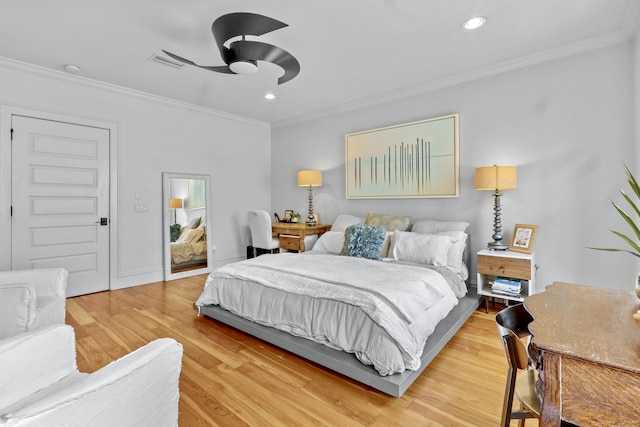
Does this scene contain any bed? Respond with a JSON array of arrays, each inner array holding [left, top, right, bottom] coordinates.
[[170, 224, 208, 271], [196, 214, 481, 396]]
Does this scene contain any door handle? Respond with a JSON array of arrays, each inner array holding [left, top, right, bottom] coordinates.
[[95, 218, 108, 226]]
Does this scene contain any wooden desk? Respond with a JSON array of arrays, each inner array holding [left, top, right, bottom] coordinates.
[[524, 282, 640, 427], [271, 223, 331, 252]]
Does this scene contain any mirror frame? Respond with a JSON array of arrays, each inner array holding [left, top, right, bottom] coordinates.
[[162, 172, 213, 281]]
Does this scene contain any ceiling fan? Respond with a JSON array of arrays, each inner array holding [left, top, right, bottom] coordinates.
[[162, 12, 300, 85]]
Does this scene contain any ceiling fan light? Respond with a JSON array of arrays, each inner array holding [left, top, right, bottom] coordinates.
[[229, 59, 258, 74]]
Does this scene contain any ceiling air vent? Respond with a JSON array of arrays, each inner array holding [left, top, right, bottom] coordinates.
[[150, 53, 184, 69]]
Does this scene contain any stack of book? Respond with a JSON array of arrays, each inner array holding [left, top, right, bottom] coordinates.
[[491, 276, 522, 297]]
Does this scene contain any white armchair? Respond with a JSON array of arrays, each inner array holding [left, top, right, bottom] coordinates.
[[0, 268, 67, 339], [0, 324, 183, 427]]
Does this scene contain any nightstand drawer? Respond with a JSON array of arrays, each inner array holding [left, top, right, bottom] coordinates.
[[477, 254, 532, 280], [279, 235, 301, 251]]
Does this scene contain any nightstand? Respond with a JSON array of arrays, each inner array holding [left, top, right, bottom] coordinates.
[[477, 249, 536, 313], [271, 223, 332, 252]]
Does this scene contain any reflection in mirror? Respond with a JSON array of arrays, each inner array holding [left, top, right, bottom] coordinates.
[[162, 172, 212, 281]]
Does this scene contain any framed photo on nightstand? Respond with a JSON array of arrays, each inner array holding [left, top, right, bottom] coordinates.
[[509, 224, 538, 253]]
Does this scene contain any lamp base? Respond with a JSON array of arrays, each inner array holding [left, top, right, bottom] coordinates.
[[487, 241, 509, 251]]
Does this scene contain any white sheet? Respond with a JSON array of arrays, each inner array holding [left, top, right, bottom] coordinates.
[[196, 253, 459, 375]]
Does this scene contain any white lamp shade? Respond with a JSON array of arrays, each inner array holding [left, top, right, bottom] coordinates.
[[298, 170, 323, 187], [474, 166, 517, 191]]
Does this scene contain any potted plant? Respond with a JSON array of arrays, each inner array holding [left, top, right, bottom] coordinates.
[[291, 212, 301, 223], [590, 165, 640, 297]]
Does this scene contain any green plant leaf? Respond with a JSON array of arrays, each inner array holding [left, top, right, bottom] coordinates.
[[611, 201, 640, 243], [625, 164, 640, 200], [588, 246, 640, 259], [589, 165, 640, 258], [610, 229, 640, 252]]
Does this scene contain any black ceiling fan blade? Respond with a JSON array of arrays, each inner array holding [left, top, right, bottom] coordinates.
[[211, 13, 288, 59], [161, 49, 198, 66], [230, 40, 300, 85], [161, 49, 234, 74]]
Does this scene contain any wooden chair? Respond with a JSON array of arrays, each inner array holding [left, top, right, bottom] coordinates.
[[495, 304, 541, 427]]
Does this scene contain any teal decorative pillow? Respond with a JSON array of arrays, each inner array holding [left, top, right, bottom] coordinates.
[[340, 224, 387, 260], [365, 213, 411, 231], [169, 224, 182, 242]]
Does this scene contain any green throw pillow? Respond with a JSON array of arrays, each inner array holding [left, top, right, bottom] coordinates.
[[365, 213, 411, 231]]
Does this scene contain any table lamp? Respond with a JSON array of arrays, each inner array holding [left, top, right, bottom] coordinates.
[[169, 198, 183, 225], [297, 170, 322, 226], [474, 165, 517, 250]]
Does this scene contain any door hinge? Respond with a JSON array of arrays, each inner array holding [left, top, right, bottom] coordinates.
[[10, 206, 12, 216], [10, 128, 13, 141]]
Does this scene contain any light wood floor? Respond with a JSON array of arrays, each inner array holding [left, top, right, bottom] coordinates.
[[66, 275, 535, 426]]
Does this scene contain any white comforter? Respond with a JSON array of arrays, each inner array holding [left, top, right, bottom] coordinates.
[[196, 253, 459, 375]]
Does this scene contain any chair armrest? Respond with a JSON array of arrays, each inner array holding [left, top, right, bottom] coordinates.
[[0, 284, 37, 339], [0, 268, 68, 299], [0, 325, 77, 410], [3, 338, 183, 427]]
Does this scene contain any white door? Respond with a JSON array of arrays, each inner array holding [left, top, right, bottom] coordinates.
[[11, 115, 110, 296]]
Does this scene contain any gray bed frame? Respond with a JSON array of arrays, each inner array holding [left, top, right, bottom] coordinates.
[[199, 287, 481, 397]]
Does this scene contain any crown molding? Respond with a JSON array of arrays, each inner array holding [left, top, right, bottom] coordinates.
[[0, 56, 270, 129], [273, 30, 632, 129]]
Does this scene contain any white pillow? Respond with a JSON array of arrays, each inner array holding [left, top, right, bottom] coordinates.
[[186, 216, 202, 228], [380, 231, 393, 258], [409, 227, 468, 274], [331, 215, 365, 232], [411, 219, 469, 233], [175, 227, 204, 244], [311, 231, 345, 254], [391, 231, 452, 266], [435, 231, 468, 274]]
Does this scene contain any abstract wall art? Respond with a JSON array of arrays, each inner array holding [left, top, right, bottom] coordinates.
[[345, 114, 459, 199]]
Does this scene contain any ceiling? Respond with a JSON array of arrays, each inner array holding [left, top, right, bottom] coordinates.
[[0, 1, 638, 125]]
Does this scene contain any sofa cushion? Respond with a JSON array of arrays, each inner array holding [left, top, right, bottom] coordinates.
[[0, 284, 36, 339]]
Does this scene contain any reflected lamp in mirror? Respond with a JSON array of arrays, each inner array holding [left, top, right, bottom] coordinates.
[[297, 170, 322, 226], [169, 198, 183, 225], [474, 165, 517, 251]]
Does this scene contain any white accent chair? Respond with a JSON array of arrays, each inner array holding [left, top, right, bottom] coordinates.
[[0, 324, 183, 426], [0, 268, 68, 340], [247, 210, 280, 258]]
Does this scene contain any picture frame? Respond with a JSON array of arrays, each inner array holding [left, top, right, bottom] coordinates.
[[310, 212, 320, 224], [345, 114, 459, 199], [284, 210, 293, 222], [509, 224, 538, 253]]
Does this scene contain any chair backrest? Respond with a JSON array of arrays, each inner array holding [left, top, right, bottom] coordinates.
[[247, 210, 273, 249], [496, 303, 541, 427], [496, 304, 533, 370]]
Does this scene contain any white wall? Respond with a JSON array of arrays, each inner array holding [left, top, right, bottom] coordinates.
[[0, 58, 271, 289], [272, 42, 638, 291]]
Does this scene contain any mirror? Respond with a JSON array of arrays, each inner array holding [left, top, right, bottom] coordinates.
[[162, 172, 212, 281]]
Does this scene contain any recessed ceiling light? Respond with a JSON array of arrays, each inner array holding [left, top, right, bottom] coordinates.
[[265, 93, 276, 100], [463, 16, 486, 30]]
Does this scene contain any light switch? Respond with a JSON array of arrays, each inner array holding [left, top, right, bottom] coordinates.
[[134, 203, 148, 213]]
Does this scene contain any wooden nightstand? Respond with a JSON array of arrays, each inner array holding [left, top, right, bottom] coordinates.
[[271, 223, 331, 252], [477, 249, 536, 313]]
